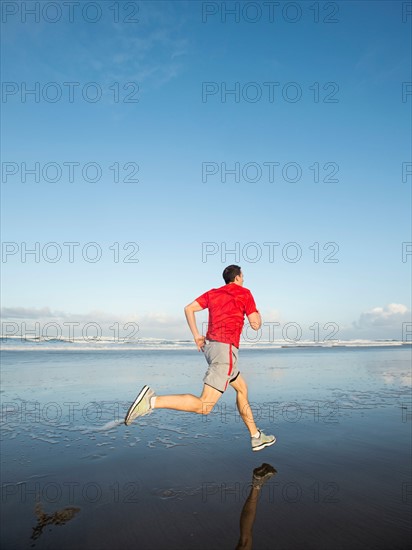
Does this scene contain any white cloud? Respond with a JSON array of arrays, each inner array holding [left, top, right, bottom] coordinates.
[[337, 303, 412, 342], [6, 3, 191, 93], [2, 306, 58, 319], [55, 7, 190, 92], [1, 306, 187, 339], [355, 303, 410, 328], [260, 308, 282, 323]]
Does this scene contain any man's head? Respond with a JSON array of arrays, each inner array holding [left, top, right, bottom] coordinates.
[[223, 265, 244, 286]]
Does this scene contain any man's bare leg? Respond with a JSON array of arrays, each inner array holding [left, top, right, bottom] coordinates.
[[230, 374, 258, 436], [152, 384, 222, 415]]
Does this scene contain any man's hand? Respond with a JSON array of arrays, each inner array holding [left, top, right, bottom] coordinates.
[[184, 301, 205, 351], [247, 311, 262, 331], [194, 336, 206, 352]]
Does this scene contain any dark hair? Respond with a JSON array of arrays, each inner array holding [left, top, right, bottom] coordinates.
[[222, 265, 242, 284]]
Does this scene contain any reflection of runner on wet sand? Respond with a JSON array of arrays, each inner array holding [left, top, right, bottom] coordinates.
[[236, 463, 277, 550], [31, 501, 80, 542]]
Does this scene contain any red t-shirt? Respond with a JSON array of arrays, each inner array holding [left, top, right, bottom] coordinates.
[[195, 284, 259, 348]]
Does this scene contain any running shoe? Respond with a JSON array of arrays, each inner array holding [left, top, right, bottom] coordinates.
[[252, 463, 277, 489], [251, 429, 276, 452], [124, 385, 155, 425]]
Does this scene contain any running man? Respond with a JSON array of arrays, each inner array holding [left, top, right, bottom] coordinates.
[[124, 265, 276, 452]]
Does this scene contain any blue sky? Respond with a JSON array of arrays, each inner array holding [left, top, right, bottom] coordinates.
[[1, 0, 411, 342]]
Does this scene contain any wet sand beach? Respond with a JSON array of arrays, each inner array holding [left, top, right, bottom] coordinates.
[[1, 347, 411, 549]]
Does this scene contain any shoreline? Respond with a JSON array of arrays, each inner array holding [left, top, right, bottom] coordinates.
[[1, 340, 411, 352]]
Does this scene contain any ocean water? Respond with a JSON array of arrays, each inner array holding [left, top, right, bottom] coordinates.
[[1, 346, 411, 549]]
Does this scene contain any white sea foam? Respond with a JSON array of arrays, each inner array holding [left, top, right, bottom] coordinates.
[[0, 335, 409, 351], [97, 419, 124, 431]]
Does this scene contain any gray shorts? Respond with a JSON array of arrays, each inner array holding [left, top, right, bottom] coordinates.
[[203, 340, 240, 393]]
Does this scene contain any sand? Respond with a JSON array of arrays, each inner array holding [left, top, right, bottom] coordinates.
[[1, 347, 411, 549]]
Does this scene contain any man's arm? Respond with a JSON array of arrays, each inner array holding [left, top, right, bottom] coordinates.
[[184, 300, 205, 351], [247, 311, 262, 331]]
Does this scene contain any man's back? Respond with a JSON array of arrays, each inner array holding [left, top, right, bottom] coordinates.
[[196, 284, 258, 347]]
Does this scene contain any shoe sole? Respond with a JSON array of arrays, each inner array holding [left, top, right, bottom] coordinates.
[[124, 385, 150, 425], [252, 436, 277, 452]]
